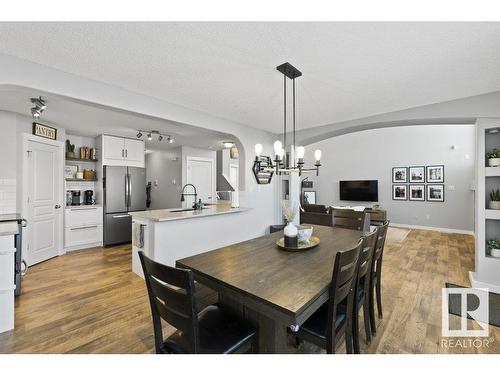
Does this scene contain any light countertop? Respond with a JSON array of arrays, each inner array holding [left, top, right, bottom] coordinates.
[[131, 204, 250, 222], [0, 221, 19, 236]]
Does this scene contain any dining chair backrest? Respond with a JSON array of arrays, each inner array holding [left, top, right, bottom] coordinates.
[[332, 209, 370, 232], [326, 239, 363, 350], [372, 221, 389, 274], [356, 230, 378, 288], [138, 251, 199, 353]]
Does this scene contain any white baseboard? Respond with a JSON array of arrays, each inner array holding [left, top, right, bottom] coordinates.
[[389, 222, 474, 236], [64, 242, 103, 252], [469, 271, 500, 294]]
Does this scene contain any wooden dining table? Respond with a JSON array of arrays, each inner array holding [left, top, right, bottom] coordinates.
[[176, 224, 363, 353]]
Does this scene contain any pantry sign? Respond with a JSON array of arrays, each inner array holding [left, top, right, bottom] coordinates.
[[32, 122, 57, 140]]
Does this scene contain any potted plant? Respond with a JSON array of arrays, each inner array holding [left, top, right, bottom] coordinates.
[[66, 140, 75, 158], [486, 239, 500, 258], [486, 148, 500, 167], [490, 189, 500, 209]]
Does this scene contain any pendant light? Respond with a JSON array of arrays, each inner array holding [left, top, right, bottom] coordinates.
[[253, 62, 321, 178]]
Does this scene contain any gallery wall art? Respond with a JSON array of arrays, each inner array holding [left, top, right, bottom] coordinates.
[[392, 165, 445, 202]]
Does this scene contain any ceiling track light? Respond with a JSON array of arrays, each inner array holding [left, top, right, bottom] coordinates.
[[30, 96, 47, 119], [30, 107, 41, 119], [137, 129, 174, 143]]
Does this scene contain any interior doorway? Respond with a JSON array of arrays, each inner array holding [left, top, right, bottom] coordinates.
[[23, 134, 64, 265]]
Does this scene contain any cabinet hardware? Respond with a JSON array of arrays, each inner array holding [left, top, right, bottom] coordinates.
[[70, 225, 98, 231]]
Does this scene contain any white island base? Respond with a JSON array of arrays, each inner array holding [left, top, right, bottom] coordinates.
[[131, 204, 251, 277]]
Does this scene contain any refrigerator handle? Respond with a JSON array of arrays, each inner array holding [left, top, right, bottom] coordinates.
[[125, 174, 129, 208], [127, 173, 132, 207]]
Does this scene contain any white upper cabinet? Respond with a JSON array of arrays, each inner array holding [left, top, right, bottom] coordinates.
[[101, 135, 144, 167], [124, 138, 145, 162], [103, 135, 126, 161]]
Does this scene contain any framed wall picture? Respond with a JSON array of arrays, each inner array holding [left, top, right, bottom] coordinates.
[[409, 184, 425, 201], [426, 165, 444, 183], [392, 184, 408, 200], [427, 184, 445, 202], [303, 191, 317, 204], [409, 166, 425, 183], [392, 167, 407, 183]]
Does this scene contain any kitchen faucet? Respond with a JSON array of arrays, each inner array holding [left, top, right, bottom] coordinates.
[[180, 184, 200, 208]]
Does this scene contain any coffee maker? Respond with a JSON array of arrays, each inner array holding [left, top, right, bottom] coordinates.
[[84, 190, 94, 205], [71, 191, 81, 206]]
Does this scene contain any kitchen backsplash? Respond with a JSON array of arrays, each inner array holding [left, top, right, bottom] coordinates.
[[0, 179, 16, 214]]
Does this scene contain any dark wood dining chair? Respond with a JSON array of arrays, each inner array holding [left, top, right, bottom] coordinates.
[[332, 209, 370, 232], [293, 238, 363, 354], [368, 221, 389, 335], [138, 251, 256, 354], [352, 230, 378, 354]]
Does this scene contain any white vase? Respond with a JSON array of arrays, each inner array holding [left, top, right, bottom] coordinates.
[[284, 222, 298, 237], [488, 158, 500, 167], [490, 201, 500, 210]]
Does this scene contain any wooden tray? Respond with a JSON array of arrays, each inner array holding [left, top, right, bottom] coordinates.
[[276, 236, 320, 252]]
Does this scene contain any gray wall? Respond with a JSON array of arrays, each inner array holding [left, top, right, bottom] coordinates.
[[304, 125, 475, 231], [145, 147, 182, 209]]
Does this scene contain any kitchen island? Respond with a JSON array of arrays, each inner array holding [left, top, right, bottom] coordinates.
[[130, 203, 251, 276]]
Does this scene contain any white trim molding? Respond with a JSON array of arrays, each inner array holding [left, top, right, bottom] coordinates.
[[389, 222, 474, 236], [469, 271, 500, 294]]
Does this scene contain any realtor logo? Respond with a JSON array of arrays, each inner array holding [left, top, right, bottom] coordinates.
[[442, 287, 489, 337]]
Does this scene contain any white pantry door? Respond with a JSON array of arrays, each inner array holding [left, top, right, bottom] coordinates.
[[186, 157, 214, 207], [26, 138, 63, 265]]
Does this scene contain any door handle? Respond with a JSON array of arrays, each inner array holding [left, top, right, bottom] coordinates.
[[112, 214, 131, 219], [125, 149, 128, 158], [55, 204, 61, 209]]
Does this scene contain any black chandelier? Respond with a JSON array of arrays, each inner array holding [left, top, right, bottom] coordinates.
[[253, 62, 322, 179]]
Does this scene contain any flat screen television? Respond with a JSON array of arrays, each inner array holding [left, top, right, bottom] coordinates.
[[339, 180, 378, 202]]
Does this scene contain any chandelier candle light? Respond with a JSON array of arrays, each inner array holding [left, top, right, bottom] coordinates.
[[254, 62, 322, 177]]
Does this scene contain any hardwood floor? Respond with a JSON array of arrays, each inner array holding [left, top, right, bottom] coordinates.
[[0, 229, 498, 354]]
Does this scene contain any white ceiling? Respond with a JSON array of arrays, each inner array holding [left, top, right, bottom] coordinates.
[[1, 22, 500, 133], [0, 87, 234, 151]]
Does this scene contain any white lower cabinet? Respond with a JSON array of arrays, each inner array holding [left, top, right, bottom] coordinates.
[[0, 233, 15, 333], [65, 206, 103, 251]]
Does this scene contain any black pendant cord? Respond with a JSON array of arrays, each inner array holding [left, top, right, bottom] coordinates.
[[293, 77, 296, 168], [283, 73, 287, 168]]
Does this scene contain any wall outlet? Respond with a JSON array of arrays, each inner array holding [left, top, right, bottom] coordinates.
[[426, 214, 430, 220], [448, 185, 455, 191]]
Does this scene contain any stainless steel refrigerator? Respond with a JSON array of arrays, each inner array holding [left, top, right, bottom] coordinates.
[[103, 166, 146, 246]]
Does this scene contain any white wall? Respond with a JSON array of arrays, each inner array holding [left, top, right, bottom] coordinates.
[[145, 148, 182, 209], [304, 125, 475, 232]]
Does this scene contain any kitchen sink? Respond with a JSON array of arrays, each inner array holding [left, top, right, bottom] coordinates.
[[169, 206, 212, 213]]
